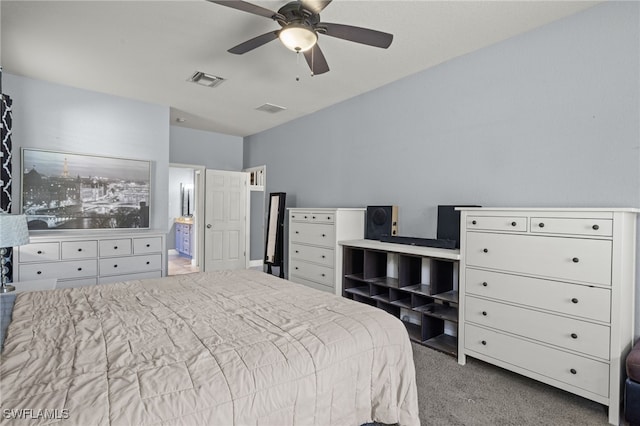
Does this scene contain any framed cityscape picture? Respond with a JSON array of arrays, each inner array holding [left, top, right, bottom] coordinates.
[[21, 148, 151, 230]]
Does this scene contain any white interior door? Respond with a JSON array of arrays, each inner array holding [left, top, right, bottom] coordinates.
[[204, 170, 248, 271]]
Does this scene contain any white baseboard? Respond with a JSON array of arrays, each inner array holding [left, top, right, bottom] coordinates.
[[249, 260, 263, 268]]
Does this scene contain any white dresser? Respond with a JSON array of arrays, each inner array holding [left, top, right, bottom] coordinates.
[[288, 208, 365, 295], [457, 208, 638, 425], [16, 231, 166, 288]]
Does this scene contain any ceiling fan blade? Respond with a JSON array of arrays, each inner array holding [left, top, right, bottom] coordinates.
[[300, 0, 332, 14], [303, 44, 330, 75], [228, 31, 280, 54], [319, 22, 393, 48], [207, 0, 281, 20]]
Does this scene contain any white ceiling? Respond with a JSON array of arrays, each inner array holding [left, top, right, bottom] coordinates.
[[1, 1, 599, 137]]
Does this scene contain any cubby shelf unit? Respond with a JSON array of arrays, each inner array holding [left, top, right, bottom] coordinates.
[[340, 239, 460, 356]]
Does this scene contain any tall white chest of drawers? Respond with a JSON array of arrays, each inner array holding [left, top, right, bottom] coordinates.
[[16, 231, 166, 289], [288, 208, 365, 295], [457, 208, 638, 425]]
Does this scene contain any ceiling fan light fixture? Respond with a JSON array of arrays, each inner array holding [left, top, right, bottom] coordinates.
[[279, 24, 317, 52]]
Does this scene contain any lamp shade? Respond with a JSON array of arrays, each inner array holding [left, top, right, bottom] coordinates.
[[279, 24, 317, 52], [0, 214, 29, 248]]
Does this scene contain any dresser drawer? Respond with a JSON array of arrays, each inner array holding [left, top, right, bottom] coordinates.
[[290, 243, 334, 267], [465, 268, 611, 322], [465, 324, 610, 397], [290, 211, 312, 222], [99, 239, 132, 256], [290, 222, 336, 247], [57, 277, 98, 289], [531, 217, 613, 237], [61, 240, 98, 259], [466, 216, 527, 232], [19, 259, 98, 281], [310, 212, 335, 224], [466, 232, 612, 285], [289, 276, 334, 293], [289, 259, 334, 287], [465, 296, 610, 359], [19, 243, 60, 262], [99, 254, 161, 276], [133, 237, 162, 254]]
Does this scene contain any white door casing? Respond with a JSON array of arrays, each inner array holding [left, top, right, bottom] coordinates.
[[204, 170, 248, 271]]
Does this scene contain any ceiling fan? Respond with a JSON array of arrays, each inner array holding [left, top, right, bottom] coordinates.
[[208, 0, 393, 75]]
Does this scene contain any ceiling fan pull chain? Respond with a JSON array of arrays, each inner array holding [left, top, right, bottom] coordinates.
[[311, 47, 315, 77], [295, 51, 300, 82]]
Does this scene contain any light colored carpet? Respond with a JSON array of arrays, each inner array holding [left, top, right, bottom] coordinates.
[[412, 343, 610, 425]]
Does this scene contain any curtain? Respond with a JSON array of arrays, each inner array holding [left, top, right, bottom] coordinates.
[[1, 66, 15, 281]]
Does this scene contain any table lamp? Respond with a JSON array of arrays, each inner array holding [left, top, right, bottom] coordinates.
[[0, 214, 29, 293]]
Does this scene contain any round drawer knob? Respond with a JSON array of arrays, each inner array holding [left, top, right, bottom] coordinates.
[[472, 220, 477, 225], [570, 369, 577, 375], [77, 267, 82, 271], [295, 267, 299, 270], [511, 221, 517, 227], [37, 250, 43, 254], [146, 261, 150, 265], [114, 264, 118, 268], [483, 248, 488, 253], [592, 224, 599, 230], [482, 311, 487, 316], [482, 282, 488, 287], [304, 216, 308, 219], [295, 231, 299, 234], [571, 298, 579, 304], [321, 273, 325, 277], [37, 271, 42, 275], [146, 244, 151, 247], [312, 216, 316, 219], [322, 234, 326, 237], [327, 216, 331, 220], [77, 248, 82, 252], [539, 223, 545, 228], [295, 250, 299, 253], [114, 246, 118, 250], [572, 257, 579, 263], [321, 255, 325, 258], [571, 333, 578, 339], [481, 340, 487, 346]]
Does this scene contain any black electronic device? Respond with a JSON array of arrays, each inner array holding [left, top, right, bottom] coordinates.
[[365, 205, 398, 240], [437, 204, 481, 249], [379, 235, 456, 249]]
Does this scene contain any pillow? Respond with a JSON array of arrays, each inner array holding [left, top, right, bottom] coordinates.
[[0, 294, 16, 351]]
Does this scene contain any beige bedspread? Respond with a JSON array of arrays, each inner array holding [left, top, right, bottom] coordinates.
[[1, 270, 419, 425]]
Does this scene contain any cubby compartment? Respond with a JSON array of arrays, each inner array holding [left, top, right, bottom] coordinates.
[[341, 239, 461, 357]]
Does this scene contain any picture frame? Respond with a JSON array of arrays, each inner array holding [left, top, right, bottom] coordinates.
[[21, 148, 151, 230]]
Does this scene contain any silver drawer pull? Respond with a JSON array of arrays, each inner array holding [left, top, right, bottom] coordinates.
[[570, 369, 577, 375], [571, 333, 578, 339], [572, 257, 579, 263]]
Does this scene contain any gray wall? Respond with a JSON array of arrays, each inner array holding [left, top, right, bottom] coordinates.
[[245, 2, 639, 234], [170, 125, 242, 170], [244, 2, 640, 324], [5, 73, 170, 231]]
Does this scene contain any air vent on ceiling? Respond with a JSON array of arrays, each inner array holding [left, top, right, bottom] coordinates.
[[256, 103, 287, 114], [188, 71, 225, 88]]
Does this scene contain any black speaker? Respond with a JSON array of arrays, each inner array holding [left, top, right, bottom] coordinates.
[[366, 206, 398, 240], [437, 205, 480, 248]]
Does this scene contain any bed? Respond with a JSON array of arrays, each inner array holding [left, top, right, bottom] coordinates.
[[0, 269, 419, 425]]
